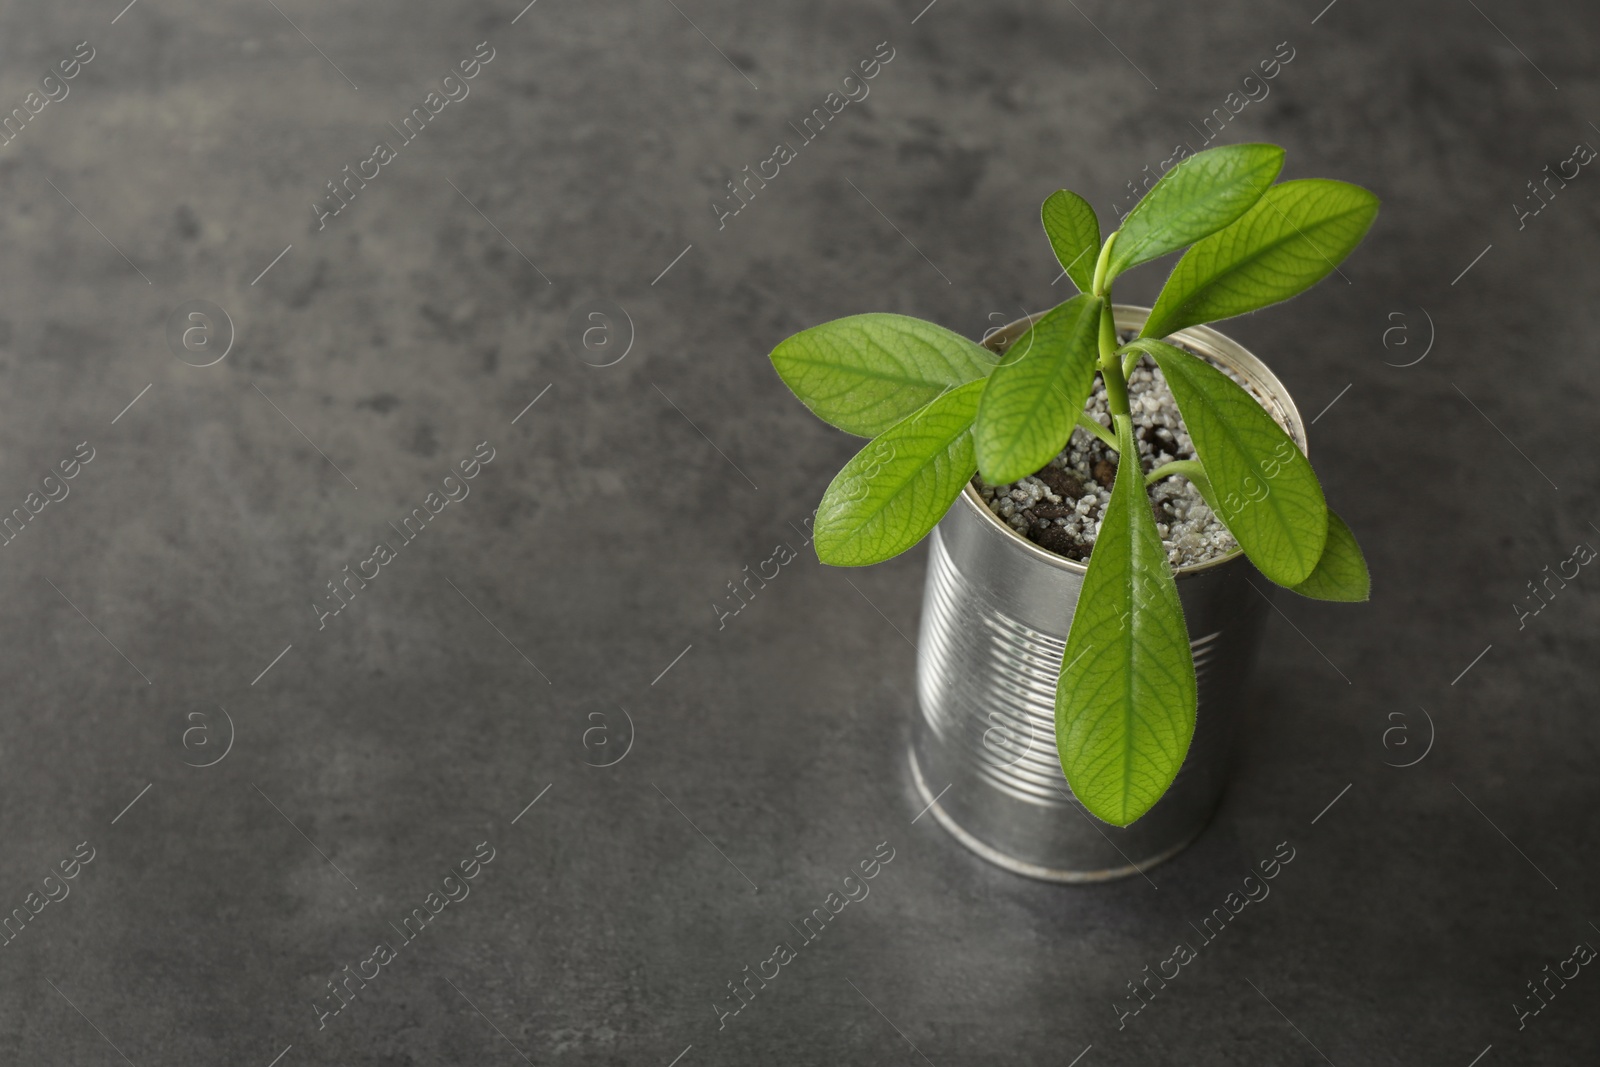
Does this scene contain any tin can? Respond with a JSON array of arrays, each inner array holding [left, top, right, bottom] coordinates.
[[910, 305, 1307, 882]]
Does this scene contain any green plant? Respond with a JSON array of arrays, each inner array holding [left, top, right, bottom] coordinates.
[[770, 144, 1379, 827]]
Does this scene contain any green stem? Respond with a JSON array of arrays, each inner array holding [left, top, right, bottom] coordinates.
[[1145, 459, 1206, 487], [1122, 347, 1141, 379], [1076, 412, 1118, 451], [1090, 231, 1118, 298], [1096, 299, 1130, 418]]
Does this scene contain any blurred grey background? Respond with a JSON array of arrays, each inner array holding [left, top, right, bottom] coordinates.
[[0, 0, 1595, 1063]]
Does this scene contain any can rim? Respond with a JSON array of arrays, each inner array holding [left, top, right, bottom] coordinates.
[[959, 303, 1310, 579]]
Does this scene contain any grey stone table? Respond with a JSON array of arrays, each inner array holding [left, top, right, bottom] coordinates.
[[0, 0, 1594, 1063]]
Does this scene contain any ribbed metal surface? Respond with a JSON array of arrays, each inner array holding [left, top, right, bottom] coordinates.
[[917, 541, 1070, 805], [917, 529, 1237, 808], [910, 306, 1302, 882]]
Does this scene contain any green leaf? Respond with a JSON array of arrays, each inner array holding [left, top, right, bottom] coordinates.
[[1056, 415, 1197, 827], [973, 295, 1102, 484], [1107, 143, 1284, 278], [1131, 339, 1327, 585], [1042, 190, 1101, 293], [1290, 509, 1369, 601], [770, 313, 996, 437], [1142, 179, 1380, 339], [813, 379, 985, 566]]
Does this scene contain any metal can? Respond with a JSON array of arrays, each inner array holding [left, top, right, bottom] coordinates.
[[910, 305, 1308, 882]]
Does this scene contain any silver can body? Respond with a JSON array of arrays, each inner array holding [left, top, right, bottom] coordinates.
[[910, 306, 1307, 882]]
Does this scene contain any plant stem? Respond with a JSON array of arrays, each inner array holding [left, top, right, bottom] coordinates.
[[1076, 412, 1119, 451], [1090, 232, 1118, 298], [1144, 459, 1206, 486], [1096, 299, 1130, 418], [1122, 347, 1141, 379], [1090, 236, 1132, 477]]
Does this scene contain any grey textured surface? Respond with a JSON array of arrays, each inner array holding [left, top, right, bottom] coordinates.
[[0, 0, 1595, 1064]]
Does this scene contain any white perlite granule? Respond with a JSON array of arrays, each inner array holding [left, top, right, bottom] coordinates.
[[975, 349, 1272, 568]]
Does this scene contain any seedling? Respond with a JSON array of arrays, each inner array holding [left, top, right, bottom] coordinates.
[[770, 143, 1378, 826]]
